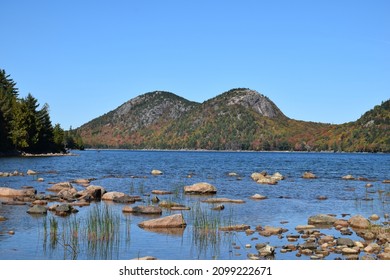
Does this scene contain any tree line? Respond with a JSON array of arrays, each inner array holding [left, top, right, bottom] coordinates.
[[0, 69, 83, 155]]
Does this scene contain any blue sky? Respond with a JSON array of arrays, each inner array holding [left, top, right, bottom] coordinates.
[[2, 0, 389, 129]]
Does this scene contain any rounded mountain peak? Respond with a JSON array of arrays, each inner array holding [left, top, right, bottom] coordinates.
[[212, 88, 287, 119]]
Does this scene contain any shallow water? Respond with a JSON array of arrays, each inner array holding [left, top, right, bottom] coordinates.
[[0, 150, 389, 260]]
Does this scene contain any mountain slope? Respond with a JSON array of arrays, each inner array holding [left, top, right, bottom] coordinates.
[[78, 91, 199, 147], [76, 89, 389, 152]]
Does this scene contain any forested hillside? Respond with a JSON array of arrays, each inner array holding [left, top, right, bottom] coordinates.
[[0, 69, 82, 155], [77, 88, 389, 152]]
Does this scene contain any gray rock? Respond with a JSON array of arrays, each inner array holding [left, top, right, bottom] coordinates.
[[113, 195, 140, 203], [27, 205, 47, 215], [337, 238, 355, 247], [308, 214, 337, 225], [123, 205, 162, 215], [299, 242, 318, 250]]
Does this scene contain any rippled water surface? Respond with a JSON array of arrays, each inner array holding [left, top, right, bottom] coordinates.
[[0, 150, 389, 260]]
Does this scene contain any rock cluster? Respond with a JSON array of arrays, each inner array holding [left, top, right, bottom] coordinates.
[[251, 171, 284, 185]]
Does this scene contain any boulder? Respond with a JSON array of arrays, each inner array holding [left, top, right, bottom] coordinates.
[[308, 214, 337, 225], [219, 224, 250, 231], [378, 253, 390, 260], [151, 190, 172, 195], [334, 219, 349, 228], [58, 187, 78, 199], [256, 243, 275, 256], [364, 243, 381, 254], [138, 214, 186, 228], [271, 172, 284, 181], [348, 215, 370, 229], [159, 200, 185, 209], [47, 182, 73, 192], [72, 178, 94, 186], [102, 191, 126, 201], [302, 172, 317, 179], [27, 205, 47, 215], [337, 238, 355, 247], [0, 187, 36, 197], [257, 226, 286, 236], [27, 169, 37, 175], [123, 205, 162, 215], [113, 195, 141, 204], [201, 198, 245, 204], [342, 248, 359, 255], [151, 170, 163, 175], [77, 185, 106, 201], [251, 172, 278, 185], [342, 175, 355, 180], [251, 194, 268, 200], [54, 204, 78, 216], [295, 225, 315, 231], [184, 182, 217, 194]]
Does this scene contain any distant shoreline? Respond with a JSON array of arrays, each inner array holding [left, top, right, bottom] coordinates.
[[83, 148, 384, 154]]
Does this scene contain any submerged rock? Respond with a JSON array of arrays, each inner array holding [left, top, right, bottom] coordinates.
[[219, 224, 250, 231], [308, 214, 337, 225], [201, 198, 245, 204], [113, 195, 141, 204], [302, 172, 317, 179], [27, 205, 47, 215], [123, 205, 162, 215], [151, 190, 172, 195], [257, 226, 287, 236]]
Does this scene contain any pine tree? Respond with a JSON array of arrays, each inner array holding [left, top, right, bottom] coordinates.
[[0, 69, 18, 152]]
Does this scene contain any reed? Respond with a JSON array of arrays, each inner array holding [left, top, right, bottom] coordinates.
[[85, 204, 120, 259]]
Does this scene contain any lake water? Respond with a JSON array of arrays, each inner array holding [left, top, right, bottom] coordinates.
[[0, 150, 389, 260]]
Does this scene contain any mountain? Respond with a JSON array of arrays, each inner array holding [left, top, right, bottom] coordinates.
[[78, 91, 198, 147], [77, 88, 389, 152]]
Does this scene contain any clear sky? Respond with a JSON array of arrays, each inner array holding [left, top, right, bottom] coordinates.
[[2, 0, 389, 129]]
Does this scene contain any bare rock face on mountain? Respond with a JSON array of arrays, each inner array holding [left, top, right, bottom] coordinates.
[[112, 91, 197, 131], [225, 89, 286, 119]]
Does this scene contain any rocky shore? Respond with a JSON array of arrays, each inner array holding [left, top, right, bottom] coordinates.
[[0, 168, 389, 260]]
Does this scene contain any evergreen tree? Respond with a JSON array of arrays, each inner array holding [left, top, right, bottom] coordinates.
[[53, 123, 65, 152], [0, 69, 18, 151]]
